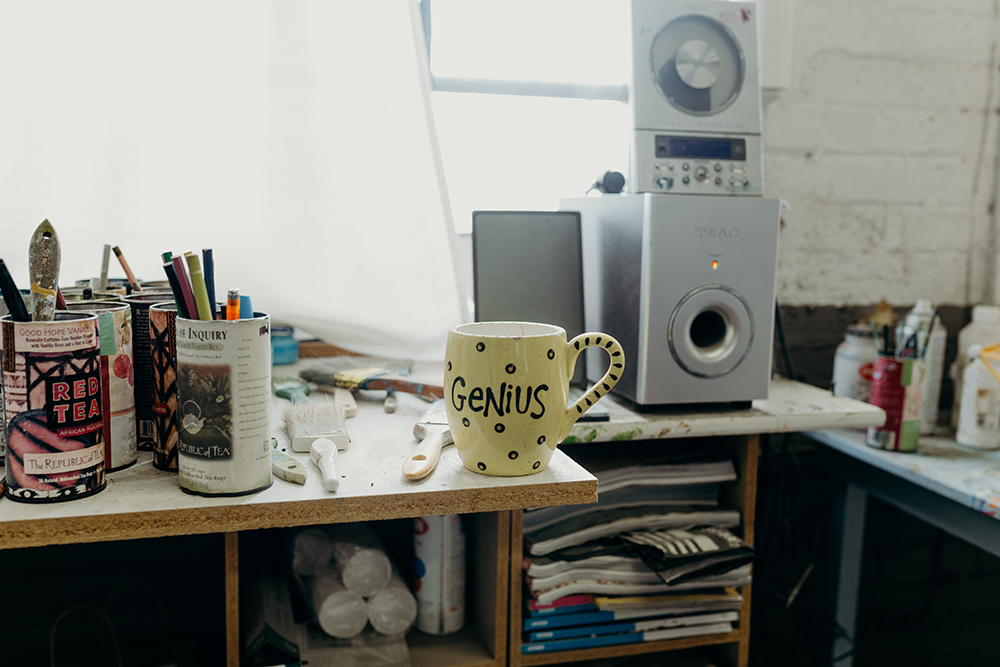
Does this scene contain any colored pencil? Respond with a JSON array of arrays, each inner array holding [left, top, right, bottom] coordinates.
[[239, 294, 253, 319], [170, 255, 198, 320], [202, 248, 216, 319], [112, 246, 143, 292], [0, 259, 30, 321], [162, 261, 190, 318], [184, 251, 212, 320]]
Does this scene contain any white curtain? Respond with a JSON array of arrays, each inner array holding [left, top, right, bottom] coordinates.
[[0, 0, 464, 360]]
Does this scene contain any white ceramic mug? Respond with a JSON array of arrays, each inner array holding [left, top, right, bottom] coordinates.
[[444, 322, 624, 476]]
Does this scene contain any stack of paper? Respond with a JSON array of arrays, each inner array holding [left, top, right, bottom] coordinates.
[[520, 458, 750, 654]]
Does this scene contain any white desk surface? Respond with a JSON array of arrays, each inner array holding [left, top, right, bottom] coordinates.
[[807, 427, 1000, 520], [0, 360, 883, 549], [565, 376, 886, 444]]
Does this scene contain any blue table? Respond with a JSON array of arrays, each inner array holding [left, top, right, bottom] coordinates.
[[805, 429, 1000, 666]]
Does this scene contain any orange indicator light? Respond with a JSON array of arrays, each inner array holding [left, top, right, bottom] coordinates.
[[711, 260, 719, 270]]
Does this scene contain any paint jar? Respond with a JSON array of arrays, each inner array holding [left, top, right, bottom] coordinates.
[[866, 354, 925, 453], [62, 301, 137, 472], [61, 288, 124, 302], [2, 312, 107, 502], [175, 312, 272, 496], [271, 324, 298, 365], [123, 293, 177, 451], [832, 324, 876, 402], [956, 344, 1000, 450], [149, 302, 179, 471]]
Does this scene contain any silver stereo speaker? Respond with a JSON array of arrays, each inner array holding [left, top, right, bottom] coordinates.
[[629, 0, 763, 196], [560, 193, 779, 406]]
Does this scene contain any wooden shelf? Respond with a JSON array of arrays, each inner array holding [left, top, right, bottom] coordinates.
[[509, 435, 760, 667], [0, 388, 596, 550]]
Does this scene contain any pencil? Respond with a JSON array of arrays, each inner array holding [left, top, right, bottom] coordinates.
[[184, 251, 212, 320], [0, 259, 30, 321], [202, 248, 216, 319], [171, 255, 198, 320], [162, 260, 190, 319], [111, 246, 143, 293]]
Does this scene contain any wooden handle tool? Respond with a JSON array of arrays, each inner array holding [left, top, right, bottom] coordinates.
[[28, 219, 60, 321]]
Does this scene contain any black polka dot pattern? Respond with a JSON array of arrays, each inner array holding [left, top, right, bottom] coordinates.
[[508, 450, 518, 460], [462, 418, 470, 427], [505, 363, 516, 374], [495, 423, 505, 433], [447, 361, 452, 371], [476, 342, 485, 352], [547, 349, 555, 359], [537, 435, 546, 445], [477, 462, 486, 471], [533, 461, 541, 469]]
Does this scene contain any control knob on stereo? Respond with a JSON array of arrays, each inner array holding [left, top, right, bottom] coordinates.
[[695, 165, 710, 183], [655, 176, 674, 190]]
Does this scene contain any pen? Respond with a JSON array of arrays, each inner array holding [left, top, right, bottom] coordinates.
[[112, 246, 143, 293], [184, 251, 213, 321], [162, 260, 191, 319], [0, 259, 30, 322], [202, 248, 217, 319], [171, 255, 198, 320], [227, 288, 240, 320]]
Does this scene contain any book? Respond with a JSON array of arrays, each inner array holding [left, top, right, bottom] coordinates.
[[593, 587, 743, 612], [522, 483, 722, 533], [527, 610, 739, 641], [526, 595, 597, 617], [531, 564, 752, 605], [521, 621, 734, 653], [524, 506, 741, 556], [524, 589, 743, 630], [525, 553, 648, 579], [622, 526, 756, 585]]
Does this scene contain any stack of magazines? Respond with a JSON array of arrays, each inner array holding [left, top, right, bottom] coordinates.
[[520, 459, 753, 654]]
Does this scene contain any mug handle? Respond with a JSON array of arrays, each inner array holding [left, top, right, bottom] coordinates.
[[557, 332, 625, 443]]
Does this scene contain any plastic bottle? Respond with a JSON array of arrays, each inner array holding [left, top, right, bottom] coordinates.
[[832, 324, 877, 401], [895, 301, 947, 434], [956, 344, 1000, 451], [950, 306, 1000, 430], [414, 514, 466, 635], [367, 564, 418, 636]]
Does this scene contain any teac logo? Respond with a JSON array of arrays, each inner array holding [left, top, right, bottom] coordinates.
[[696, 226, 739, 239]]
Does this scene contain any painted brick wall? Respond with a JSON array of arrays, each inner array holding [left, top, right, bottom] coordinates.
[[764, 0, 1000, 307]]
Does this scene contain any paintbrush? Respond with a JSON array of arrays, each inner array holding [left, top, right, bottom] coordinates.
[[28, 219, 60, 321], [283, 399, 351, 453], [270, 438, 307, 485], [310, 437, 341, 492], [300, 357, 443, 401]]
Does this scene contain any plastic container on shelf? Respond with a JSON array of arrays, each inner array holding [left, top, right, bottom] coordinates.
[[832, 324, 877, 402], [271, 324, 299, 365], [895, 301, 947, 434], [950, 306, 1000, 430], [956, 345, 1000, 451]]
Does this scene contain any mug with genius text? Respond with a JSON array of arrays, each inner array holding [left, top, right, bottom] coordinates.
[[444, 321, 624, 476]]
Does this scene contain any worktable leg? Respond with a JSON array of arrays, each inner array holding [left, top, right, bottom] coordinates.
[[225, 531, 239, 667], [832, 483, 867, 667]]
